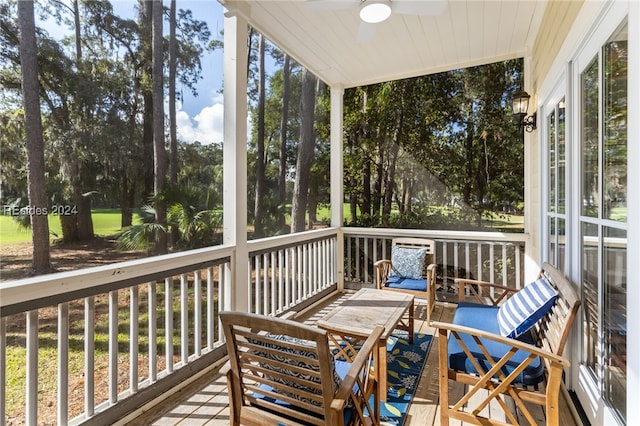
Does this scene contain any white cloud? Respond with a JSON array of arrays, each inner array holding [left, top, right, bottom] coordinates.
[[176, 96, 224, 145]]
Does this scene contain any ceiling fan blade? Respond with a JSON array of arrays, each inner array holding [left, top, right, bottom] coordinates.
[[356, 21, 376, 43], [392, 0, 448, 16], [305, 0, 359, 11]]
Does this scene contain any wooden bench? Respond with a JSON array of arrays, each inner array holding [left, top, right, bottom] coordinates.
[[430, 262, 581, 425]]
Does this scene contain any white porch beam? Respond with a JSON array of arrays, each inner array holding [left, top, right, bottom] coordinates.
[[223, 7, 249, 313], [330, 85, 345, 290]]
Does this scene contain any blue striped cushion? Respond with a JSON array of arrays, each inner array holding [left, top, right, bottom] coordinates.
[[497, 278, 558, 338]]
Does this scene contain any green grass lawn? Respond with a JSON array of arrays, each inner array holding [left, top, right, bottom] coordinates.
[[0, 209, 126, 245]]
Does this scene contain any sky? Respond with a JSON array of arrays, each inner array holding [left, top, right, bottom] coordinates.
[[41, 0, 227, 145]]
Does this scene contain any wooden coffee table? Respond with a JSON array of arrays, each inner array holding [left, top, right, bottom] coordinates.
[[316, 288, 414, 401]]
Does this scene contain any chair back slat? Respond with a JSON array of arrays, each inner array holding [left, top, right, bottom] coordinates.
[[221, 311, 337, 425], [392, 237, 436, 264]]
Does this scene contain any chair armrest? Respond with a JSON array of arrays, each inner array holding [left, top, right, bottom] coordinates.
[[430, 321, 570, 367], [427, 263, 438, 292], [455, 278, 518, 305], [331, 325, 384, 410], [374, 259, 392, 289]]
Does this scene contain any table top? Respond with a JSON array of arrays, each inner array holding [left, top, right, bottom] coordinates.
[[317, 288, 414, 339]]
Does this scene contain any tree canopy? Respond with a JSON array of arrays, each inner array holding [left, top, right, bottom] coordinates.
[[1, 0, 525, 271]]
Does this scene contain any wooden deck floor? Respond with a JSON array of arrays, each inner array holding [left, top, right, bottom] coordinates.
[[121, 291, 581, 426]]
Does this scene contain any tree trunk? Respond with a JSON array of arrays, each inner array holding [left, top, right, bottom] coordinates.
[[382, 110, 403, 226], [121, 169, 133, 227], [307, 183, 318, 226], [382, 141, 400, 226], [291, 69, 316, 233], [362, 156, 371, 217], [168, 0, 179, 245], [141, 0, 154, 200], [278, 54, 290, 233], [152, 0, 167, 254], [253, 34, 266, 238], [68, 0, 94, 242], [169, 0, 177, 184], [463, 112, 474, 206], [18, 0, 50, 273], [373, 143, 384, 219]]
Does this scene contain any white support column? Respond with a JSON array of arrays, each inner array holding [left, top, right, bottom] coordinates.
[[330, 85, 345, 290], [522, 52, 539, 284], [223, 7, 249, 313]]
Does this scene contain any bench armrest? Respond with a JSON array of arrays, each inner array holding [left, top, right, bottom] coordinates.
[[455, 278, 518, 305], [430, 320, 569, 367]]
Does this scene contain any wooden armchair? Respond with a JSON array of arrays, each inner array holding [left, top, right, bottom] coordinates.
[[220, 311, 383, 425], [374, 238, 436, 320], [430, 263, 581, 426]]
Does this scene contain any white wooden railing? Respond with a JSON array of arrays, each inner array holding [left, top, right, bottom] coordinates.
[[342, 227, 529, 289], [247, 228, 339, 317], [0, 227, 527, 425], [1, 245, 235, 426]]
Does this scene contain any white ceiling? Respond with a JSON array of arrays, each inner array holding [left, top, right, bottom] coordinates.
[[220, 0, 547, 88]]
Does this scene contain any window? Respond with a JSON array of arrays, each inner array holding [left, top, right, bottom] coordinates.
[[546, 98, 567, 272], [579, 21, 627, 423]]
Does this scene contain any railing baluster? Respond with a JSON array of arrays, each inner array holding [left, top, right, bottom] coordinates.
[[502, 244, 508, 286], [108, 290, 118, 404], [207, 267, 214, 350], [303, 244, 308, 298], [264, 253, 271, 315], [465, 242, 470, 279], [280, 248, 288, 308], [515, 244, 522, 289], [26, 310, 38, 426], [355, 237, 360, 281], [180, 274, 189, 365], [442, 241, 449, 285], [490, 244, 496, 283], [312, 242, 317, 293], [85, 296, 95, 417], [453, 242, 459, 280], [148, 282, 157, 382], [218, 264, 226, 343], [331, 238, 337, 284], [363, 237, 369, 284], [296, 246, 302, 302], [271, 251, 278, 313], [477, 243, 483, 281], [165, 278, 174, 373], [130, 286, 139, 393], [58, 302, 69, 425], [255, 255, 262, 315], [347, 236, 352, 280], [279, 249, 286, 310], [194, 271, 202, 357]]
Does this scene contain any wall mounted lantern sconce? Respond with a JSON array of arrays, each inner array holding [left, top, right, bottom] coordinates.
[[511, 90, 537, 133]]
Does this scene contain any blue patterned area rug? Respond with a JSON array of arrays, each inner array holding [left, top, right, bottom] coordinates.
[[375, 332, 433, 425]]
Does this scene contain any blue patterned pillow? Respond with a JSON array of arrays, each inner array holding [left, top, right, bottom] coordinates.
[[248, 334, 341, 407], [390, 247, 427, 279], [497, 278, 558, 338]]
